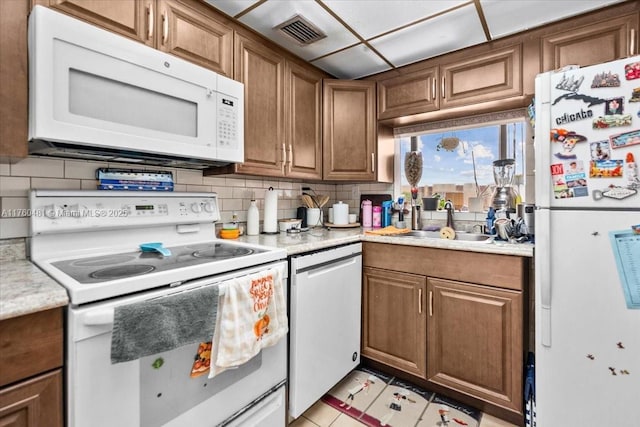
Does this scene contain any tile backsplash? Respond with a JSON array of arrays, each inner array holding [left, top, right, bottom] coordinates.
[[0, 156, 393, 239]]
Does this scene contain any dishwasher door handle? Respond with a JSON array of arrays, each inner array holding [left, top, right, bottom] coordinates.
[[304, 256, 359, 279], [295, 253, 361, 277]]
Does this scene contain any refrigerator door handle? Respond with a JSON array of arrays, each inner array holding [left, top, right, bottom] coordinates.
[[537, 208, 552, 347]]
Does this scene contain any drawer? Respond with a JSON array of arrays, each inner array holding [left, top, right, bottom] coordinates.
[[0, 308, 63, 387]]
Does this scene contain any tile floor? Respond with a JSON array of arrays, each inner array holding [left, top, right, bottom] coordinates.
[[289, 368, 520, 427]]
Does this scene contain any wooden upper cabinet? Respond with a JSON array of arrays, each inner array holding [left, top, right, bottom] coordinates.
[[323, 80, 376, 181], [0, 0, 29, 162], [234, 33, 286, 176], [375, 44, 523, 121], [362, 267, 427, 379], [43, 0, 152, 45], [377, 66, 439, 120], [541, 13, 639, 71], [427, 278, 523, 414], [440, 44, 522, 109], [156, 0, 233, 77], [43, 0, 234, 76], [285, 61, 323, 180]]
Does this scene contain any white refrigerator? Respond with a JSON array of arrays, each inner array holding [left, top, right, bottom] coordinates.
[[534, 56, 640, 426]]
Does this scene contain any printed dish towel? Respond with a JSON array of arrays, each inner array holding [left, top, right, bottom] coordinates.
[[208, 265, 287, 378]]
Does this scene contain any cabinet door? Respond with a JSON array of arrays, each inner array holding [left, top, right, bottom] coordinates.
[[0, 0, 28, 161], [234, 33, 286, 176], [541, 14, 639, 71], [157, 0, 233, 76], [323, 80, 376, 181], [362, 267, 427, 379], [44, 0, 152, 45], [377, 66, 439, 120], [427, 278, 523, 413], [440, 45, 522, 109], [285, 61, 323, 180], [0, 370, 63, 427]]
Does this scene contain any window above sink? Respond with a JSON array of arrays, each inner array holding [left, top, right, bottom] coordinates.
[[393, 110, 534, 211]]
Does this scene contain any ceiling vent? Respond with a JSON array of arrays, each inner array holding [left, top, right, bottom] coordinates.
[[274, 14, 326, 45]]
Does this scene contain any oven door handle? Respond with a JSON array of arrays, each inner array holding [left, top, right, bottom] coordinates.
[[83, 309, 115, 326]]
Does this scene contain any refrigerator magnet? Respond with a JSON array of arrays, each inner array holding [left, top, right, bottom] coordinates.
[[609, 129, 640, 149], [592, 114, 633, 129], [555, 73, 585, 92], [628, 88, 640, 102], [591, 70, 621, 88], [589, 159, 624, 178], [604, 97, 624, 115], [590, 141, 611, 160], [550, 129, 586, 159], [624, 61, 640, 80]]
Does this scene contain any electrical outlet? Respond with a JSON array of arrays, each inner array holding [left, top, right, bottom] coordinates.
[[351, 186, 360, 200]]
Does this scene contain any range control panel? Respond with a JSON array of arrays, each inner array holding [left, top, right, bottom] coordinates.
[[29, 190, 220, 234]]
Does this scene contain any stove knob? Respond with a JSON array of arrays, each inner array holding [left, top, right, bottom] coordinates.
[[203, 202, 215, 213], [44, 204, 57, 219], [190, 202, 202, 213]]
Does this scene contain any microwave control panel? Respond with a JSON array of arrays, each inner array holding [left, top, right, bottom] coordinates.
[[217, 95, 239, 149]]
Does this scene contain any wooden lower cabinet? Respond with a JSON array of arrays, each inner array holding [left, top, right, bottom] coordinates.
[[427, 278, 523, 413], [362, 267, 427, 379], [0, 370, 63, 427]]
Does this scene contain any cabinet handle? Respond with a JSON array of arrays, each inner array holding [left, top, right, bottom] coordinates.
[[418, 288, 423, 314], [429, 290, 433, 317], [432, 79, 436, 100], [162, 10, 169, 45], [441, 77, 446, 99], [631, 29, 636, 56], [281, 143, 286, 175], [147, 3, 154, 40], [288, 144, 293, 174], [371, 153, 375, 173]]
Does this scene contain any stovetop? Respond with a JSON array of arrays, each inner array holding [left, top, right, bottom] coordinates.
[[51, 242, 267, 284]]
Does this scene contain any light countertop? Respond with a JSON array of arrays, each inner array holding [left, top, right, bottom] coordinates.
[[235, 227, 534, 257], [0, 229, 533, 320], [0, 239, 69, 321]]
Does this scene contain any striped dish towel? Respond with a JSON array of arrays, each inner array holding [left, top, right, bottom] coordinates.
[[208, 265, 287, 378]]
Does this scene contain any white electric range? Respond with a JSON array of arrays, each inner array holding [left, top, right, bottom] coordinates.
[[29, 190, 288, 427]]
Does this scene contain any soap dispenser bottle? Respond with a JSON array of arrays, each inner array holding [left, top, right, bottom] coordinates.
[[486, 207, 496, 235], [247, 199, 259, 235]]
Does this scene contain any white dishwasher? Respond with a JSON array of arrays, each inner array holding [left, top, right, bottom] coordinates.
[[288, 243, 362, 419]]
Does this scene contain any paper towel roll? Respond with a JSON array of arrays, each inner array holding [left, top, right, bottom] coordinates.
[[332, 201, 349, 225], [263, 187, 278, 233]]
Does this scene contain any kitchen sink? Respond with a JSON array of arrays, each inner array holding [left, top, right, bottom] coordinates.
[[397, 230, 493, 243]]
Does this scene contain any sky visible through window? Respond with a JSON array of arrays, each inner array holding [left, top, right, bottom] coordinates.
[[399, 121, 525, 188]]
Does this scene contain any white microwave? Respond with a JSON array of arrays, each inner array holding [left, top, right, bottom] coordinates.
[[28, 6, 244, 168]]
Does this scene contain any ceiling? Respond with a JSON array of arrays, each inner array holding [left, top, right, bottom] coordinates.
[[203, 0, 625, 79]]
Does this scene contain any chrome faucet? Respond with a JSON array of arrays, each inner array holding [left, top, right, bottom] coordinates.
[[444, 200, 454, 229]]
